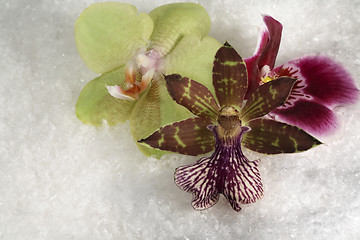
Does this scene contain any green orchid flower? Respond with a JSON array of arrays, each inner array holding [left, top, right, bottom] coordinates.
[[74, 2, 221, 157]]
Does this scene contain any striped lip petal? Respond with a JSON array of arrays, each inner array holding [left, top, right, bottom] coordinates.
[[213, 42, 248, 107], [174, 125, 263, 212], [241, 77, 296, 122], [139, 117, 215, 156], [165, 74, 220, 120], [256, 15, 283, 70], [242, 119, 322, 154]]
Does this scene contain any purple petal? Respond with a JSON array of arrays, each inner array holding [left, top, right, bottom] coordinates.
[[274, 55, 359, 107], [256, 15, 283, 70], [271, 100, 338, 135], [244, 54, 261, 99], [174, 125, 263, 211]]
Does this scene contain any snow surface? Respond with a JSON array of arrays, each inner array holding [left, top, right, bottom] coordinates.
[[1, 0, 360, 239]]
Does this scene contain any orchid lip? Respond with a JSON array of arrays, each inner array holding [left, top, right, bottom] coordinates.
[[107, 48, 162, 100], [174, 124, 263, 211]]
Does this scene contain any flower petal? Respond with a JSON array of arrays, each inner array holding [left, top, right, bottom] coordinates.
[[129, 78, 192, 157], [175, 125, 263, 212], [75, 2, 153, 73], [139, 117, 214, 156], [242, 119, 322, 154], [256, 15, 283, 70], [271, 100, 339, 136], [274, 55, 360, 107], [244, 54, 262, 99], [241, 77, 296, 122], [175, 157, 220, 210], [163, 34, 221, 94], [212, 43, 248, 107], [76, 66, 136, 126], [165, 74, 220, 120], [148, 3, 211, 57]]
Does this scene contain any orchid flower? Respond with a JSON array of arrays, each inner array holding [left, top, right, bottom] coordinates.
[[140, 43, 321, 211], [245, 15, 359, 135], [74, 2, 221, 156]]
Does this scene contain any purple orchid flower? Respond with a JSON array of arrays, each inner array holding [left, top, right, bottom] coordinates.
[[245, 15, 359, 135], [140, 43, 321, 211]]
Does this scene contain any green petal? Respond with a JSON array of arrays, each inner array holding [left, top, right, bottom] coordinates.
[[76, 66, 135, 126], [163, 34, 221, 94], [241, 77, 296, 122], [242, 119, 322, 154], [165, 74, 220, 121], [129, 77, 192, 157], [213, 42, 248, 107], [139, 117, 215, 156], [75, 2, 154, 74], [148, 3, 211, 57]]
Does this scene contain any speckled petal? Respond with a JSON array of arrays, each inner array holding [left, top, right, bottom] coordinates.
[[165, 74, 220, 120], [242, 119, 322, 154], [241, 77, 296, 122], [213, 43, 248, 107], [139, 117, 214, 156]]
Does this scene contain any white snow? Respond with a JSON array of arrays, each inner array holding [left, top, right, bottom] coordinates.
[[1, 0, 359, 239]]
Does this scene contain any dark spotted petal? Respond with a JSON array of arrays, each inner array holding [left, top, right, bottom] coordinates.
[[165, 74, 220, 120], [242, 119, 322, 154], [241, 77, 296, 122], [139, 117, 214, 156], [271, 100, 338, 136], [175, 125, 263, 212], [213, 42, 248, 107], [274, 55, 360, 108]]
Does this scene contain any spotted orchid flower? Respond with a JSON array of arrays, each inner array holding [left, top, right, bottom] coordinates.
[[75, 2, 221, 156], [140, 43, 321, 211], [245, 15, 359, 135]]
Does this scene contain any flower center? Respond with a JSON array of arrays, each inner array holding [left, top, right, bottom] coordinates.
[[260, 65, 276, 84], [107, 48, 162, 101], [216, 106, 242, 143]]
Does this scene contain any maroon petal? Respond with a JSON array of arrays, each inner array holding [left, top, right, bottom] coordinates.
[[213, 42, 248, 107], [256, 15, 283, 70], [174, 125, 263, 212], [274, 55, 359, 108], [244, 54, 262, 99], [271, 100, 338, 135], [139, 117, 215, 156], [165, 74, 220, 120]]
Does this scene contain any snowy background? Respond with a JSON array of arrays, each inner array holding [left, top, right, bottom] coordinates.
[[1, 0, 360, 239]]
